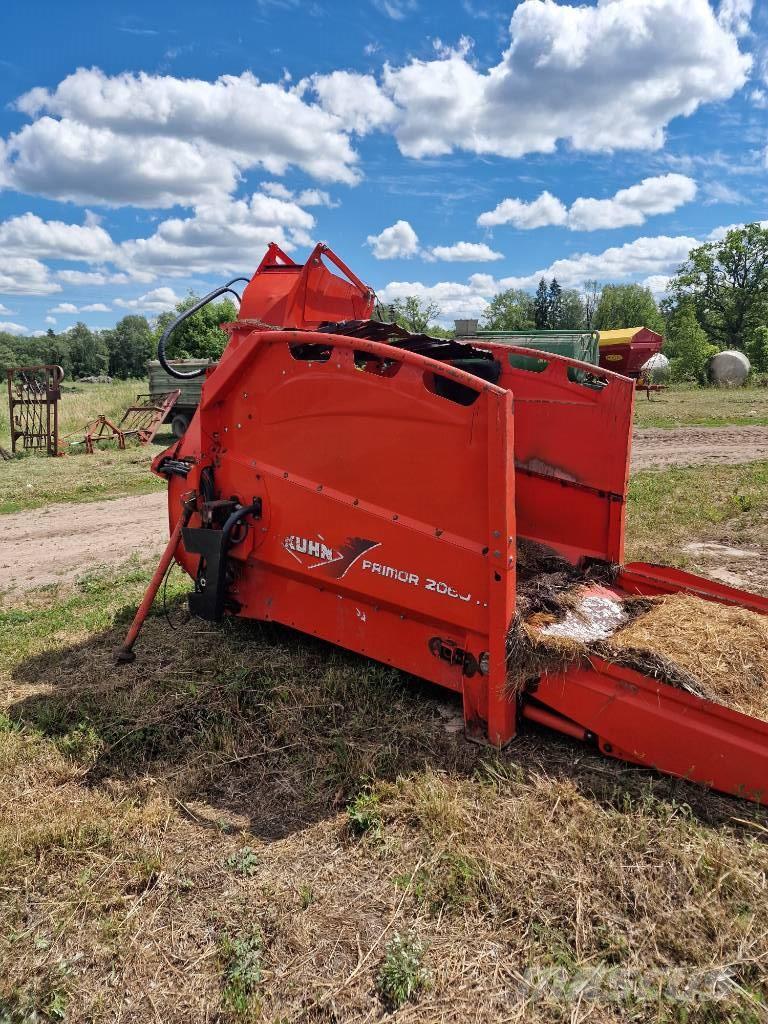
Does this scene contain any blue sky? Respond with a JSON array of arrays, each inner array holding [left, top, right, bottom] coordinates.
[[0, 0, 766, 332]]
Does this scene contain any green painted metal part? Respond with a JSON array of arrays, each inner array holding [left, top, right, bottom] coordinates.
[[472, 330, 600, 368], [147, 359, 209, 415]]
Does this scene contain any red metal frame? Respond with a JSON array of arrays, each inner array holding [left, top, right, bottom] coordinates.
[[239, 242, 375, 328], [6, 364, 63, 456], [149, 331, 634, 750], [121, 249, 768, 807]]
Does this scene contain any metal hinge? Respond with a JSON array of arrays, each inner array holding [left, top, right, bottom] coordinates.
[[428, 637, 479, 677]]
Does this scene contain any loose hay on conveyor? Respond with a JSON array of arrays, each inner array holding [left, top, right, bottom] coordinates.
[[608, 594, 768, 722], [509, 557, 768, 723]]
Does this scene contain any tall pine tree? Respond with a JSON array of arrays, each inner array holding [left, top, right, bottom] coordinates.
[[548, 278, 563, 329], [533, 278, 549, 328]]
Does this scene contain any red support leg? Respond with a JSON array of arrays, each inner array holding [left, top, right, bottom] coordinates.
[[484, 389, 516, 746], [115, 497, 194, 663]]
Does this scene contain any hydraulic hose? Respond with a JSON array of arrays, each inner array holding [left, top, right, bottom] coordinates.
[[157, 277, 251, 379], [221, 501, 262, 550]]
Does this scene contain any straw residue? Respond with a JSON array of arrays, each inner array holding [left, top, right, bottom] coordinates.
[[604, 594, 768, 721], [509, 544, 768, 720]]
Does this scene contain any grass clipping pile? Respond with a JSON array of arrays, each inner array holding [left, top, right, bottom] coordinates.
[[508, 541, 768, 722]]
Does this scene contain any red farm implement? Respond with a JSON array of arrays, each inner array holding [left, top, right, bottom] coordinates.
[[6, 364, 64, 456], [118, 243, 768, 808], [64, 390, 180, 453]]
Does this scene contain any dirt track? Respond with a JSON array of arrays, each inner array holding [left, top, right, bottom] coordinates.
[[631, 425, 768, 471], [0, 491, 167, 595], [4, 425, 768, 595]]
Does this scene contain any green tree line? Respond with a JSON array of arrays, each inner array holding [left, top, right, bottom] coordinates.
[[389, 223, 768, 385], [0, 296, 237, 381]]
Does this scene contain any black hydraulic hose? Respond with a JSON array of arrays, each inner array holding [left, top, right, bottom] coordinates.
[[157, 276, 251, 379], [221, 501, 262, 551]]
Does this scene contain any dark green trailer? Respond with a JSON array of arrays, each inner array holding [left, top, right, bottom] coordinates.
[[458, 327, 600, 367], [147, 359, 210, 437]]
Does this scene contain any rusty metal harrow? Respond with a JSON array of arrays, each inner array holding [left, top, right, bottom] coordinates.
[[6, 364, 64, 456], [64, 390, 180, 453]]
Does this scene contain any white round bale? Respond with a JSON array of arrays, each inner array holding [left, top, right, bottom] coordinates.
[[639, 352, 671, 384], [709, 350, 750, 387]]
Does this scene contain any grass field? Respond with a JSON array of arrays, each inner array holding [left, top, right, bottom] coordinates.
[[634, 384, 768, 428], [1, 463, 768, 1021], [0, 380, 166, 513], [627, 461, 768, 565], [0, 446, 165, 514]]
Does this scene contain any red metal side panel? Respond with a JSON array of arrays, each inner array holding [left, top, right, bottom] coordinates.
[[479, 343, 635, 565], [168, 330, 517, 742], [534, 661, 768, 804], [620, 562, 768, 615], [599, 344, 632, 375]]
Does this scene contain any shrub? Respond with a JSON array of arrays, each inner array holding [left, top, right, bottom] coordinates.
[[347, 791, 383, 838], [376, 933, 429, 1010]]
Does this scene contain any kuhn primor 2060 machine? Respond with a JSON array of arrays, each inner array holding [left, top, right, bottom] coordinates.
[[119, 242, 768, 806]]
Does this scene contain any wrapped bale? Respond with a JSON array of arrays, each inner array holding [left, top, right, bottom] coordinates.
[[709, 350, 750, 387]]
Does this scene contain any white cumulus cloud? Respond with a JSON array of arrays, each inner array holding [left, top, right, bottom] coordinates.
[[718, 0, 753, 37], [1, 116, 238, 209], [707, 219, 768, 241], [0, 211, 116, 261], [478, 175, 697, 231], [54, 301, 111, 314], [427, 241, 503, 262], [310, 71, 398, 133], [0, 257, 61, 296], [0, 321, 29, 335], [261, 181, 337, 207], [478, 191, 568, 229], [567, 174, 697, 231], [366, 219, 420, 259], [2, 67, 363, 210], [499, 234, 698, 290], [383, 1, 750, 160], [56, 269, 139, 286], [117, 192, 316, 277], [379, 273, 497, 320], [642, 275, 671, 297], [114, 286, 183, 312]]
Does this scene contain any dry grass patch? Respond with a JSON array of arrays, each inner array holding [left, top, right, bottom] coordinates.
[[607, 594, 768, 721], [0, 562, 767, 1021]]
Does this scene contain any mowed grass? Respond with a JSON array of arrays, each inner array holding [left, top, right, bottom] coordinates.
[[0, 445, 165, 514], [634, 384, 768, 428], [1, 380, 166, 513], [627, 460, 768, 564], [1, 467, 768, 1021]]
